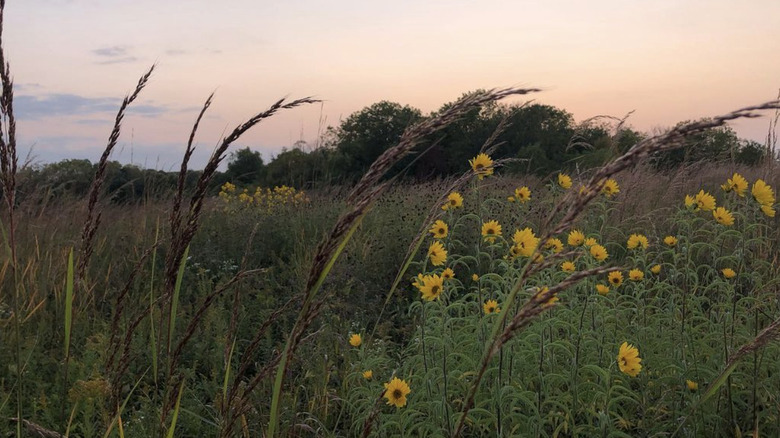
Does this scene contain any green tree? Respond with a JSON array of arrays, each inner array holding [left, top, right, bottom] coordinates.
[[331, 101, 423, 182], [225, 147, 265, 185]]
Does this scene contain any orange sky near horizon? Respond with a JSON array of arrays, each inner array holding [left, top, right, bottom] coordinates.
[[6, 0, 780, 169]]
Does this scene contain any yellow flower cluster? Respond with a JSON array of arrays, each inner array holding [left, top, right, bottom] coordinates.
[[219, 183, 310, 213]]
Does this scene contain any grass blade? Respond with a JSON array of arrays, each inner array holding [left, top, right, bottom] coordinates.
[[165, 380, 185, 438], [64, 248, 74, 359]]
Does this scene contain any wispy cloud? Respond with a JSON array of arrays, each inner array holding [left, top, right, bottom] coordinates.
[[16, 94, 168, 120], [96, 56, 139, 65], [93, 45, 129, 57], [165, 49, 187, 56]]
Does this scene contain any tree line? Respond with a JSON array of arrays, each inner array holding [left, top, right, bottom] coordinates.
[[17, 92, 772, 204]]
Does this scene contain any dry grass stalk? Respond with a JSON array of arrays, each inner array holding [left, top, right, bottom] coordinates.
[[452, 99, 780, 437], [77, 65, 155, 285], [8, 418, 63, 438]]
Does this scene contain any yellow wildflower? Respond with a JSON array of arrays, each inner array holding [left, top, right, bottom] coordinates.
[[650, 264, 661, 274], [602, 179, 620, 197], [721, 268, 736, 279], [617, 342, 642, 377], [590, 244, 608, 261], [349, 334, 362, 347], [429, 220, 448, 239], [664, 236, 678, 247], [596, 284, 610, 296], [363, 370, 373, 380], [568, 229, 585, 246], [483, 299, 500, 314], [713, 207, 734, 226], [627, 233, 649, 250], [442, 192, 463, 210], [469, 153, 494, 180], [512, 228, 539, 257], [514, 186, 531, 203], [561, 261, 576, 272], [419, 274, 444, 301], [545, 238, 564, 253], [751, 179, 775, 206], [481, 220, 502, 244], [428, 241, 447, 266], [383, 377, 411, 408], [608, 271, 624, 287], [558, 173, 573, 189]]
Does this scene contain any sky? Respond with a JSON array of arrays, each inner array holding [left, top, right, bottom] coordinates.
[[6, 0, 780, 170]]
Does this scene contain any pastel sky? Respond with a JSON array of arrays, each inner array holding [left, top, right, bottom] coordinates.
[[6, 0, 780, 169]]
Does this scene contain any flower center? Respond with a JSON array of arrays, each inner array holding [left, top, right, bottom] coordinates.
[[431, 285, 440, 295], [393, 389, 403, 399], [438, 228, 445, 234], [475, 164, 484, 170], [487, 229, 494, 234]]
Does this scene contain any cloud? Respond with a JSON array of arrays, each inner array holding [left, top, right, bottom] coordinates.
[[15, 94, 168, 120], [165, 49, 188, 56], [93, 46, 129, 57], [96, 56, 139, 65]]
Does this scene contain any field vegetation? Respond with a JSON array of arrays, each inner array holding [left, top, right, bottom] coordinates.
[[1, 3, 780, 437]]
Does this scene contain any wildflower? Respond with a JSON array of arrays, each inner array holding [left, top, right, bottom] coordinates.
[[590, 244, 608, 261], [686, 380, 698, 391], [428, 241, 447, 266], [383, 377, 411, 408], [617, 342, 642, 377], [721, 268, 736, 279], [602, 179, 620, 197], [442, 192, 463, 210], [363, 370, 373, 380], [751, 179, 775, 206], [561, 261, 576, 272], [514, 186, 531, 203], [472, 274, 480, 282], [650, 264, 661, 274], [684, 195, 695, 208], [664, 236, 678, 247], [429, 220, 448, 239], [349, 334, 362, 347], [535, 287, 558, 307], [441, 268, 455, 281], [483, 299, 500, 314], [419, 275, 444, 301], [507, 196, 515, 202], [608, 271, 624, 287], [469, 153, 494, 180], [567, 229, 585, 246], [627, 233, 649, 250], [584, 237, 598, 247], [761, 204, 776, 218], [713, 207, 734, 226], [411, 273, 425, 291], [481, 220, 502, 243], [722, 173, 748, 197], [512, 228, 539, 257], [596, 284, 610, 296], [629, 269, 644, 281], [545, 238, 564, 253], [558, 173, 572, 189], [693, 190, 716, 211]]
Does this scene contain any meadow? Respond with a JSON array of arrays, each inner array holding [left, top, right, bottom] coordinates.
[[2, 7, 780, 438]]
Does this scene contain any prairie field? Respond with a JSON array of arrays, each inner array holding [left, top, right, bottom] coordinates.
[[1, 155, 779, 437], [1, 4, 780, 437]]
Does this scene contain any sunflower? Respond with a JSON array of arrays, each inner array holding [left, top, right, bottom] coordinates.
[[545, 238, 564, 253], [693, 190, 716, 211], [686, 380, 698, 391], [514, 186, 531, 203], [442, 192, 464, 210], [629, 269, 644, 281], [512, 228, 539, 257], [557, 173, 573, 189], [601, 179, 620, 197], [471, 273, 480, 281], [383, 377, 411, 408], [561, 261, 576, 272], [349, 334, 362, 347], [429, 220, 449, 239], [481, 220, 502, 243], [427, 241, 447, 266], [664, 236, 678, 247], [721, 268, 736, 279], [590, 244, 608, 261], [441, 267, 455, 281], [362, 370, 373, 380], [617, 342, 642, 377], [713, 207, 734, 226], [596, 284, 610, 296], [411, 273, 425, 291], [627, 233, 649, 250], [483, 299, 500, 314], [761, 204, 776, 218], [608, 271, 624, 287], [584, 237, 598, 247], [650, 264, 661, 274], [722, 173, 748, 197], [419, 275, 444, 301], [469, 153, 494, 180], [751, 179, 775, 206], [567, 229, 585, 246]]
